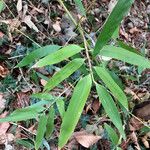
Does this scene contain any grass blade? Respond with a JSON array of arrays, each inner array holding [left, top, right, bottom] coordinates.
[[44, 58, 85, 91], [32, 45, 83, 68], [94, 66, 128, 110], [58, 74, 92, 148], [96, 84, 125, 139], [100, 45, 150, 68], [35, 114, 47, 150], [16, 45, 61, 67], [93, 0, 134, 56]]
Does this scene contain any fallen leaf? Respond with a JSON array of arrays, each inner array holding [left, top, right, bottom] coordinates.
[[0, 111, 10, 135], [13, 92, 30, 109], [108, 0, 117, 13], [142, 134, 150, 148], [0, 31, 4, 38], [52, 21, 61, 32], [91, 99, 101, 114], [0, 64, 9, 78], [74, 130, 101, 148], [133, 101, 150, 120], [23, 15, 39, 32], [129, 27, 141, 34], [0, 93, 6, 112], [17, 0, 22, 12], [0, 112, 10, 145], [130, 132, 141, 150], [40, 79, 47, 86]]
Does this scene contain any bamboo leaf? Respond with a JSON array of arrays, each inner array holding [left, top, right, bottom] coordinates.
[[0, 101, 49, 122], [93, 0, 134, 56], [94, 66, 128, 110], [74, 0, 86, 16], [31, 93, 54, 100], [16, 45, 61, 67], [56, 99, 65, 118], [44, 58, 85, 91], [58, 75, 92, 148], [46, 107, 55, 139], [32, 45, 83, 68], [100, 45, 150, 68], [96, 84, 125, 139], [35, 114, 47, 150], [0, 0, 5, 13], [105, 123, 119, 145]]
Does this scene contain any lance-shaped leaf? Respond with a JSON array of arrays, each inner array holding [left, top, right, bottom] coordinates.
[[32, 45, 83, 68], [74, 0, 86, 16], [16, 45, 61, 67], [0, 101, 49, 122], [104, 123, 119, 145], [56, 98, 65, 118], [0, 0, 5, 13], [96, 84, 125, 139], [58, 75, 92, 148], [94, 66, 128, 110], [93, 0, 134, 56], [100, 45, 150, 68], [44, 58, 85, 91], [46, 107, 55, 139], [35, 114, 47, 150]]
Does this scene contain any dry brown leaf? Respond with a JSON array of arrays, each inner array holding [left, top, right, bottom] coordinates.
[[0, 64, 9, 78], [0, 93, 6, 111], [23, 15, 39, 32], [40, 79, 47, 86], [0, 31, 4, 38], [0, 111, 10, 135], [130, 132, 141, 150], [129, 27, 141, 34], [17, 0, 22, 12], [53, 21, 61, 32], [120, 28, 129, 40], [0, 112, 11, 145], [142, 135, 149, 148], [74, 130, 101, 148], [129, 117, 143, 131], [108, 0, 117, 13], [133, 101, 150, 120]]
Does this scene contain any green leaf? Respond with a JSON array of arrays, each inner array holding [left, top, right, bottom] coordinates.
[[94, 66, 128, 110], [0, 101, 49, 122], [96, 84, 125, 139], [32, 45, 83, 68], [35, 114, 47, 150], [58, 75, 92, 148], [16, 139, 34, 149], [0, 0, 5, 13], [117, 40, 142, 55], [56, 98, 65, 118], [112, 26, 119, 40], [100, 45, 150, 68], [46, 107, 55, 139], [16, 45, 61, 67], [31, 93, 54, 100], [93, 0, 134, 56], [105, 123, 119, 145], [74, 0, 86, 16], [44, 58, 85, 91]]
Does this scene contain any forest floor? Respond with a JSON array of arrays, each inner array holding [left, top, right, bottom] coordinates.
[[0, 0, 150, 149]]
